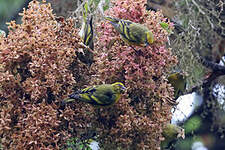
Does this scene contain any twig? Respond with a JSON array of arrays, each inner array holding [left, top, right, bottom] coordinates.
[[191, 0, 205, 15], [185, 0, 189, 7], [191, 0, 214, 28]]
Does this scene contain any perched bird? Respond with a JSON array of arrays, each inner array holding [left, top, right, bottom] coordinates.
[[76, 3, 94, 66], [161, 123, 185, 149], [104, 16, 154, 47], [80, 15, 94, 50], [65, 82, 126, 106], [167, 72, 186, 99]]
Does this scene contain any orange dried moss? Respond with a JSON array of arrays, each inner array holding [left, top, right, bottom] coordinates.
[[0, 1, 92, 149], [11, 103, 60, 149]]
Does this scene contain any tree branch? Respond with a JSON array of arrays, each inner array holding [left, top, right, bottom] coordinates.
[[200, 56, 225, 73]]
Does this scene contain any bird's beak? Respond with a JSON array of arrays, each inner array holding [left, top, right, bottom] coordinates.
[[122, 86, 126, 92]]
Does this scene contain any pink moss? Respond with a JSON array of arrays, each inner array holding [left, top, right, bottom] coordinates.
[[93, 0, 177, 149]]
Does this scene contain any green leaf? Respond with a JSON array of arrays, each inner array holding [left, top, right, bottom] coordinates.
[[84, 2, 89, 13], [103, 0, 110, 11], [83, 2, 88, 19], [160, 22, 173, 34], [160, 22, 169, 29], [93, 0, 101, 6]]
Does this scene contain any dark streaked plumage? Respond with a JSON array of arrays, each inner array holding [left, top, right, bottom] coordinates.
[[77, 15, 94, 66], [168, 72, 187, 99], [104, 16, 154, 46], [66, 82, 126, 106]]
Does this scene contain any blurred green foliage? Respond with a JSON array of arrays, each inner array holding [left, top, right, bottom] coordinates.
[[0, 0, 26, 32], [86, 0, 110, 12], [184, 116, 202, 134], [66, 137, 93, 150], [176, 136, 202, 150], [0, 0, 24, 17]]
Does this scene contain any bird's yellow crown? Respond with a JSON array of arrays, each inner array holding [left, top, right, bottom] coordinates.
[[146, 31, 154, 45], [112, 82, 126, 93]]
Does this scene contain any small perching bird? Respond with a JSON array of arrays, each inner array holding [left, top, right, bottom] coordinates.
[[65, 82, 126, 106], [162, 124, 185, 141], [167, 72, 187, 99], [104, 16, 154, 47], [161, 123, 185, 149], [80, 15, 94, 50], [76, 2, 94, 66]]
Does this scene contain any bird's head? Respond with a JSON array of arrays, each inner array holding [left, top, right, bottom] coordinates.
[[168, 72, 185, 81], [146, 31, 154, 45], [112, 82, 126, 93], [104, 16, 119, 23], [176, 72, 187, 81]]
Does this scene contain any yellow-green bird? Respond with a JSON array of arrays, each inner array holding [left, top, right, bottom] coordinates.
[[161, 123, 185, 149], [168, 72, 187, 99], [81, 15, 94, 50], [104, 16, 154, 47], [76, 4, 94, 66], [66, 82, 126, 106]]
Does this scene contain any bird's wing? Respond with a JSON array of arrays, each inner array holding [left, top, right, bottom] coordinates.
[[128, 23, 147, 43], [92, 85, 117, 105], [83, 16, 94, 49], [68, 86, 96, 103], [78, 85, 115, 106], [119, 20, 138, 43]]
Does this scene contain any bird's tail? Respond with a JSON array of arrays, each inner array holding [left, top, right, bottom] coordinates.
[[63, 98, 76, 103], [68, 92, 81, 99], [63, 91, 81, 103]]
